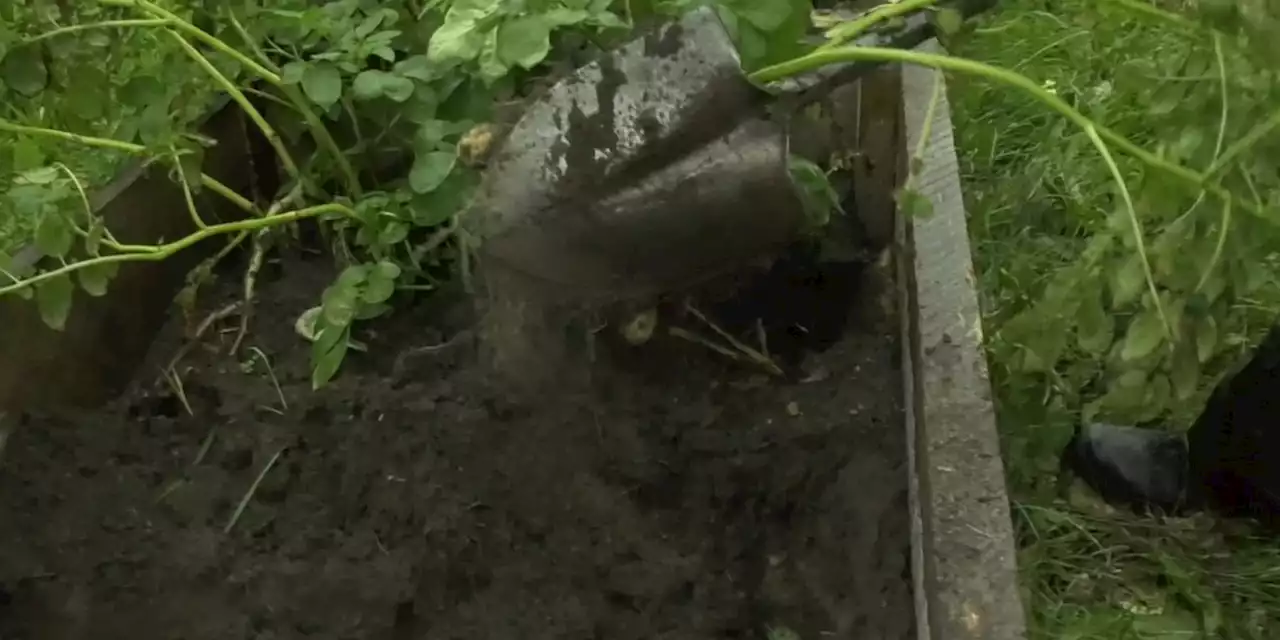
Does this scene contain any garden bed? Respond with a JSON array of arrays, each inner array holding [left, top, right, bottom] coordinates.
[[0, 54, 1024, 640]]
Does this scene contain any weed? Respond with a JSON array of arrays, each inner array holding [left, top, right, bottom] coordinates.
[[953, 0, 1280, 636]]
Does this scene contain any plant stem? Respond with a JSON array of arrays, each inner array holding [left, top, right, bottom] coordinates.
[[747, 46, 1263, 221], [0, 119, 258, 214], [101, 0, 366, 195], [1205, 109, 1280, 180], [21, 19, 169, 44], [820, 0, 938, 50], [99, 0, 282, 83], [166, 30, 303, 187], [0, 203, 355, 297]]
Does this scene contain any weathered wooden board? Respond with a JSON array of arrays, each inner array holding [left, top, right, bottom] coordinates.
[[897, 40, 1028, 640], [0, 102, 263, 413]]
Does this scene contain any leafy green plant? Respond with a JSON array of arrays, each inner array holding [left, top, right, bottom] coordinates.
[[5, 0, 1270, 406]]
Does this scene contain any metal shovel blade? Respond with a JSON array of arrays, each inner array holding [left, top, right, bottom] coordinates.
[[466, 7, 805, 300]]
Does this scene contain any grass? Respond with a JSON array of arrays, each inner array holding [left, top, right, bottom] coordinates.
[[952, 0, 1280, 637]]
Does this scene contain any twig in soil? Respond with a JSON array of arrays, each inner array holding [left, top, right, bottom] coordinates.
[[162, 367, 196, 417], [224, 447, 285, 535], [162, 300, 244, 378], [156, 427, 218, 504], [676, 303, 784, 376], [231, 228, 270, 354], [247, 346, 288, 412], [391, 330, 475, 377]]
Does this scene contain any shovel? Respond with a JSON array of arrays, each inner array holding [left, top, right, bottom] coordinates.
[[465, 2, 992, 303]]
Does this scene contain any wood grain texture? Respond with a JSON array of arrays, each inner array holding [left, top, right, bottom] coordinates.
[[899, 40, 1027, 640], [0, 102, 262, 413]]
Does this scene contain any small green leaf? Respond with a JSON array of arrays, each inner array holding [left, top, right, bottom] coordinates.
[[1076, 284, 1113, 356], [1121, 309, 1166, 362], [1110, 255, 1145, 307], [383, 75, 416, 102], [1, 45, 49, 96], [12, 137, 45, 171], [428, 6, 491, 65], [1170, 336, 1200, 402], [36, 273, 74, 331], [352, 70, 389, 101], [789, 155, 839, 228], [280, 61, 306, 84], [899, 188, 934, 218], [77, 261, 119, 297], [1195, 315, 1218, 363], [362, 260, 401, 305], [410, 151, 458, 193], [933, 8, 964, 35], [394, 55, 435, 81], [497, 15, 552, 69], [311, 324, 350, 390], [35, 213, 73, 258], [727, 0, 792, 32], [302, 62, 343, 108], [378, 221, 409, 245]]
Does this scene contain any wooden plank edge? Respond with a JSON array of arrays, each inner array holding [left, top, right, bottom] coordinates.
[[897, 39, 1028, 640]]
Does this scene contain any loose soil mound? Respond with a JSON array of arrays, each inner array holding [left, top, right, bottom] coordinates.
[[0, 246, 912, 640]]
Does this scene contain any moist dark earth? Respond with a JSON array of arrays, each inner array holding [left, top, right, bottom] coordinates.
[[0, 245, 913, 640]]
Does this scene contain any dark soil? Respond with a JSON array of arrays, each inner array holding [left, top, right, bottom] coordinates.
[[0, 245, 913, 640]]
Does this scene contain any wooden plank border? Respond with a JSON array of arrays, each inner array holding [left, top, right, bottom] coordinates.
[[897, 40, 1028, 640]]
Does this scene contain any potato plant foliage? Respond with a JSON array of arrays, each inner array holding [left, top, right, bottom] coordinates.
[[3, 0, 1273, 418]]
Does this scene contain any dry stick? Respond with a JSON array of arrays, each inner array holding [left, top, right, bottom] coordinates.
[[247, 346, 288, 411], [678, 303, 784, 376], [230, 229, 269, 354], [162, 367, 196, 417], [162, 300, 244, 377], [224, 447, 285, 535]]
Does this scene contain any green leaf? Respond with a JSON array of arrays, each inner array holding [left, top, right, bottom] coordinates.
[[428, 1, 496, 65], [280, 61, 306, 85], [36, 273, 74, 331], [933, 8, 964, 36], [302, 62, 343, 108], [478, 29, 508, 81], [35, 213, 73, 258], [726, 0, 793, 32], [1076, 284, 1113, 355], [362, 260, 401, 305], [383, 75, 416, 102], [789, 155, 839, 228], [311, 323, 350, 390], [1110, 255, 1145, 307], [378, 221, 409, 245], [12, 137, 45, 171], [394, 55, 435, 81], [1170, 335, 1200, 402], [352, 70, 389, 100], [497, 15, 552, 69], [77, 261, 119, 297], [1, 45, 49, 96], [899, 188, 934, 218], [413, 168, 479, 226], [410, 151, 458, 193], [1195, 315, 1218, 363], [1121, 309, 1166, 362]]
